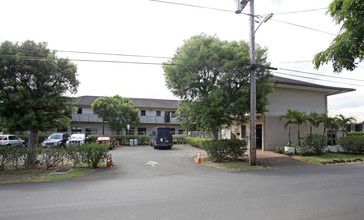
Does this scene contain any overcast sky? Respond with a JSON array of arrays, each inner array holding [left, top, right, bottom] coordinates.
[[1, 0, 363, 113]]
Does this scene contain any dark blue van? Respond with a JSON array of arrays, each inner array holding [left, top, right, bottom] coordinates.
[[150, 127, 173, 149]]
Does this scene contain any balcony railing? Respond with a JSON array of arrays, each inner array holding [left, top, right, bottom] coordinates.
[[72, 114, 103, 122], [72, 114, 179, 124]]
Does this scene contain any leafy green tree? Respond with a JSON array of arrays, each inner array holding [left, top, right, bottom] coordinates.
[[313, 0, 364, 72], [294, 111, 307, 146], [91, 95, 141, 132], [0, 40, 79, 147], [164, 34, 273, 137], [336, 114, 356, 137]]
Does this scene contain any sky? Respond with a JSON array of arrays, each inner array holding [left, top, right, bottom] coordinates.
[[1, 0, 363, 113]]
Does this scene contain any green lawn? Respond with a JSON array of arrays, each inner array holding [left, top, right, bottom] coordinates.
[[201, 157, 267, 171], [0, 168, 94, 184], [294, 153, 364, 165]]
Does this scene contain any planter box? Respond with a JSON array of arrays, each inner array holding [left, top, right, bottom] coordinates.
[[338, 146, 347, 153], [328, 145, 339, 153], [284, 146, 295, 154]]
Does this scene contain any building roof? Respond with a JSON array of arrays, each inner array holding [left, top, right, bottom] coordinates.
[[73, 76, 354, 108], [274, 76, 355, 96], [74, 96, 179, 109]]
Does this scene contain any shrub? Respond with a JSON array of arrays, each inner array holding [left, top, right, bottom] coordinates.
[[79, 143, 109, 168], [185, 137, 208, 149], [339, 135, 364, 154], [203, 139, 247, 162], [299, 134, 326, 155], [40, 148, 66, 170], [66, 146, 83, 168], [173, 135, 187, 144]]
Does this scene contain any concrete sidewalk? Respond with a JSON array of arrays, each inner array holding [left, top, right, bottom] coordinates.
[[247, 150, 313, 168]]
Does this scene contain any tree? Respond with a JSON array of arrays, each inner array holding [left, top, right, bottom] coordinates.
[[0, 40, 79, 147], [294, 111, 307, 146], [91, 95, 141, 132], [336, 114, 356, 137], [307, 112, 322, 134], [280, 109, 305, 145], [164, 34, 273, 137], [313, 0, 364, 72]]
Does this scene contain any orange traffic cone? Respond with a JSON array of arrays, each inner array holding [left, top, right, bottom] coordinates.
[[106, 155, 111, 168], [196, 152, 201, 164], [109, 153, 113, 166]]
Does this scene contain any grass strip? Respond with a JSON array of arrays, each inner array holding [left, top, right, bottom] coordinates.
[[0, 168, 94, 184], [201, 157, 267, 171], [294, 153, 364, 165]]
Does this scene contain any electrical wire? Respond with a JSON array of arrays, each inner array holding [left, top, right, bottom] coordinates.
[[272, 71, 364, 87], [258, 7, 327, 16], [270, 18, 337, 36], [279, 68, 364, 83]]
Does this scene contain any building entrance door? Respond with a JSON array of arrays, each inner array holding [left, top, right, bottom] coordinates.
[[256, 124, 262, 149]]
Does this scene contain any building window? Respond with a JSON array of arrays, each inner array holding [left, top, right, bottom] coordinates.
[[138, 128, 146, 135], [171, 111, 176, 118], [72, 126, 82, 133], [127, 128, 135, 135], [156, 111, 161, 116], [141, 110, 146, 116], [170, 128, 175, 135], [77, 108, 82, 114], [85, 128, 97, 135], [178, 129, 185, 135]]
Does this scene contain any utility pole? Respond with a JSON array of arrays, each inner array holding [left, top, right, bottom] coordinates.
[[235, 0, 256, 165]]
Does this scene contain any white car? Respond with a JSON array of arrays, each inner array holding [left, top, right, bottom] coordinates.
[[0, 134, 26, 146], [66, 134, 88, 147]]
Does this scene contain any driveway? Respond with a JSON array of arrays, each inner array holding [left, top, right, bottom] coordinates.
[[77, 144, 221, 180]]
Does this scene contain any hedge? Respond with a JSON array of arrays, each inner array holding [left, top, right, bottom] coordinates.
[[339, 135, 364, 154], [185, 137, 247, 162], [0, 143, 110, 171]]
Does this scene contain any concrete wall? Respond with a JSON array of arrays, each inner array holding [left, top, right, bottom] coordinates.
[[267, 88, 327, 116]]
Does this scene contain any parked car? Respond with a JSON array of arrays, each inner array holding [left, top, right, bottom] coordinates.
[[0, 134, 26, 147], [66, 133, 90, 147], [41, 133, 69, 147], [150, 127, 173, 149], [96, 136, 115, 149]]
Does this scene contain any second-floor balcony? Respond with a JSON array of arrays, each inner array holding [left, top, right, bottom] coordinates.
[[72, 114, 179, 124]]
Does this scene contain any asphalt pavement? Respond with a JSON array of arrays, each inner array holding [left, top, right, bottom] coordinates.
[[1, 145, 364, 220]]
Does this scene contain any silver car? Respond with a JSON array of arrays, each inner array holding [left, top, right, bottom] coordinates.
[[66, 134, 88, 147], [0, 134, 26, 146]]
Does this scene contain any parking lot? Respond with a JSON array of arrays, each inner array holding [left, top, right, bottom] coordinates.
[[78, 144, 221, 180]]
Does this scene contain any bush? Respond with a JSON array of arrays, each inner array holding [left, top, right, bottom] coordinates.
[[17, 134, 50, 146], [173, 135, 187, 144], [203, 139, 247, 162], [339, 135, 364, 154], [299, 134, 326, 156], [79, 143, 109, 168], [185, 137, 208, 149]]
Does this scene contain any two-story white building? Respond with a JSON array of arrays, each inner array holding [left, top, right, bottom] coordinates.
[[70, 96, 184, 136]]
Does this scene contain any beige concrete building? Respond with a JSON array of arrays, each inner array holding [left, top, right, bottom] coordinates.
[[224, 76, 355, 151]]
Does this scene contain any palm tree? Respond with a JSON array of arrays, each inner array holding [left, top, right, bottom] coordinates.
[[294, 111, 307, 146], [336, 114, 356, 137], [280, 109, 297, 145], [307, 112, 322, 134]]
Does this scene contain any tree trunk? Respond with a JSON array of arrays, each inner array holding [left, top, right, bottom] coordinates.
[[28, 129, 39, 147]]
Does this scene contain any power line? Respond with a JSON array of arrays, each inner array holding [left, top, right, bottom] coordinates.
[[258, 7, 327, 16], [272, 71, 364, 87], [270, 18, 337, 36], [279, 68, 364, 83]]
